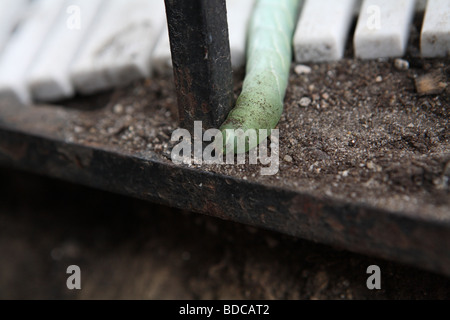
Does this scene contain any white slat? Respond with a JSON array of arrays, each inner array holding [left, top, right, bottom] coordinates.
[[421, 0, 450, 58], [227, 0, 256, 68], [70, 0, 166, 94], [294, 0, 358, 62], [26, 0, 104, 102], [354, 0, 416, 59], [152, 0, 256, 74], [151, 23, 172, 75], [0, 0, 64, 104], [0, 0, 29, 53]]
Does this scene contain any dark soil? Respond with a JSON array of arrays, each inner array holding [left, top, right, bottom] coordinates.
[[65, 56, 449, 222], [1, 168, 449, 299]]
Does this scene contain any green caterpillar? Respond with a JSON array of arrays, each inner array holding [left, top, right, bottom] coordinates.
[[220, 0, 302, 154]]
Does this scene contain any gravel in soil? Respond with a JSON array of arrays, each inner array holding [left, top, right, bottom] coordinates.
[[65, 57, 449, 221]]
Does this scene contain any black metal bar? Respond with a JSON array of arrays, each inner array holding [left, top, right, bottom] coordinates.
[[164, 0, 234, 133]]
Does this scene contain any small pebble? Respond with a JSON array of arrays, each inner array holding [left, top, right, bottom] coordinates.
[[299, 97, 312, 107], [366, 161, 375, 170], [284, 155, 293, 163], [376, 76, 383, 83], [322, 93, 330, 100], [113, 104, 124, 114], [394, 58, 409, 71], [294, 64, 312, 75]]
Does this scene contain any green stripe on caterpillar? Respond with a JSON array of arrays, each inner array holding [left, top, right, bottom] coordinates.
[[220, 0, 302, 154]]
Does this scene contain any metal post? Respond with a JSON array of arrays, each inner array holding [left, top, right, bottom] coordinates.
[[164, 0, 234, 134]]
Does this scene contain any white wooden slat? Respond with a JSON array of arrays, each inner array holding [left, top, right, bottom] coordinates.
[[26, 0, 104, 102], [354, 0, 416, 59], [227, 0, 256, 69], [151, 23, 172, 75], [70, 0, 166, 94], [294, 0, 358, 62], [0, 0, 64, 104], [421, 0, 450, 58], [0, 0, 29, 53]]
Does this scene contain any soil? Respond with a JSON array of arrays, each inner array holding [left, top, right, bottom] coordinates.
[[64, 58, 449, 221], [1, 168, 449, 300]]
